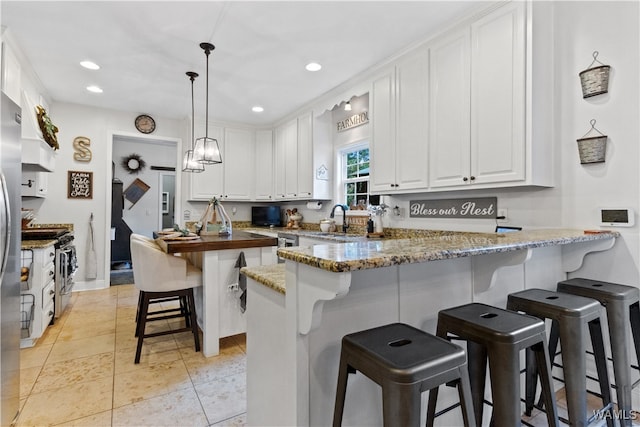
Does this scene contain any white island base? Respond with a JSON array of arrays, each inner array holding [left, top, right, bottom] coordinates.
[[247, 239, 616, 426]]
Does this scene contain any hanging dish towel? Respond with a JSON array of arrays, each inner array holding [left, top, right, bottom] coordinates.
[[234, 251, 247, 312], [86, 213, 97, 279]]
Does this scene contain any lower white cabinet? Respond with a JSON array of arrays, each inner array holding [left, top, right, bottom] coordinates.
[[21, 171, 48, 197], [20, 244, 56, 348]]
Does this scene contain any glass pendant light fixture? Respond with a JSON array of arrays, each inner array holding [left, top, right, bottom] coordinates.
[[182, 71, 204, 173], [193, 42, 222, 165]]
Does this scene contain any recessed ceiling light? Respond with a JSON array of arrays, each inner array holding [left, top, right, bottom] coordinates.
[[80, 60, 100, 70], [86, 85, 103, 93], [305, 62, 322, 72], [252, 106, 264, 113]]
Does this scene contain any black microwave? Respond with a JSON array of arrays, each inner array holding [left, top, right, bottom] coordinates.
[[251, 206, 282, 226]]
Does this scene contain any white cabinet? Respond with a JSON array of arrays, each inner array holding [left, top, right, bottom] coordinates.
[[222, 127, 254, 201], [188, 124, 224, 201], [1, 41, 21, 104], [255, 130, 274, 200], [273, 112, 330, 201], [370, 47, 429, 194], [429, 1, 534, 190], [21, 171, 48, 197], [20, 245, 56, 348]]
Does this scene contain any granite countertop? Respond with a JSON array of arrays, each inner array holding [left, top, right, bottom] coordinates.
[[276, 228, 620, 273], [243, 226, 452, 243], [241, 264, 286, 295], [21, 223, 74, 250]]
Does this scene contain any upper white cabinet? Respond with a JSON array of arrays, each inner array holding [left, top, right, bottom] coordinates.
[[255, 130, 274, 200], [430, 1, 550, 191], [21, 171, 48, 198], [222, 127, 254, 201], [273, 112, 331, 201], [1, 41, 21, 105], [370, 47, 429, 194]]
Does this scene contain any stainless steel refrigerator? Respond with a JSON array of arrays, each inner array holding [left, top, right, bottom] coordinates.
[[0, 92, 21, 425]]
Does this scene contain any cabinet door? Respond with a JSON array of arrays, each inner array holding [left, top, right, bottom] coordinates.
[[429, 28, 471, 188], [21, 171, 48, 197], [223, 127, 254, 201], [1, 42, 21, 104], [370, 69, 397, 193], [188, 125, 224, 201], [296, 112, 313, 199], [283, 119, 298, 199], [274, 124, 287, 200], [471, 2, 526, 184], [255, 130, 274, 200], [395, 48, 429, 191]]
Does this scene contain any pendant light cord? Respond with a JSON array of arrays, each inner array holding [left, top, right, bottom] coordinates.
[[186, 71, 198, 149], [199, 43, 215, 140]]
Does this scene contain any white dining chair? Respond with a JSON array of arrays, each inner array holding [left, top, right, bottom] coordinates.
[[130, 234, 202, 363]]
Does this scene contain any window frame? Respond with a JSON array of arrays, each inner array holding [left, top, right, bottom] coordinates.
[[338, 142, 370, 208]]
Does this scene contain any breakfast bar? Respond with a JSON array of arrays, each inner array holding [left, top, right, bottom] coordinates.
[[242, 229, 619, 426], [156, 230, 277, 356]]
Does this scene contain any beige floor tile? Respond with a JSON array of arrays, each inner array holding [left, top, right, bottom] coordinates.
[[114, 323, 176, 351], [195, 372, 246, 424], [116, 296, 139, 309], [34, 352, 114, 394], [53, 410, 112, 427], [17, 376, 112, 427], [114, 345, 182, 375], [57, 318, 117, 342], [20, 343, 53, 369], [112, 387, 208, 427], [47, 333, 115, 364], [112, 358, 193, 408], [37, 322, 62, 346], [182, 346, 246, 386], [64, 309, 117, 325], [19, 366, 41, 398], [211, 413, 246, 427]]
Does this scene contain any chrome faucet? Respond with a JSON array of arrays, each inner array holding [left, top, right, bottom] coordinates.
[[330, 204, 349, 233]]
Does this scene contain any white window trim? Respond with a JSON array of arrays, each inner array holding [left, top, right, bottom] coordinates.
[[337, 141, 369, 206]]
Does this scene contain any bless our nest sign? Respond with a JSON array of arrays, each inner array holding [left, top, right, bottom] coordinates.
[[410, 197, 497, 219]]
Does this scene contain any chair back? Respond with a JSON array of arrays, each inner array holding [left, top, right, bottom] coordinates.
[[130, 233, 192, 292]]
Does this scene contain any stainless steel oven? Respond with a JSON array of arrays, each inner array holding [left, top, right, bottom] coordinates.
[[277, 232, 298, 263], [54, 233, 77, 318]]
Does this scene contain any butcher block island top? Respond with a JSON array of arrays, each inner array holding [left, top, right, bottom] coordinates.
[[275, 228, 619, 273], [155, 230, 277, 254]]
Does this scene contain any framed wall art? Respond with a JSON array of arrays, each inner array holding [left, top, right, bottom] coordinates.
[[67, 170, 93, 199]]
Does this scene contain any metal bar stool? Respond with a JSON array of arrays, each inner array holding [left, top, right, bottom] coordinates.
[[332, 323, 476, 427], [507, 288, 614, 427], [557, 277, 640, 426], [427, 303, 559, 427]]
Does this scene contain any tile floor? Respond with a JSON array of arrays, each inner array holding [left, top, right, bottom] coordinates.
[[15, 284, 637, 427], [17, 285, 247, 427]]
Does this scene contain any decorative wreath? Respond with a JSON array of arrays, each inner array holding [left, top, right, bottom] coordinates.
[[36, 105, 59, 150], [121, 153, 146, 174]]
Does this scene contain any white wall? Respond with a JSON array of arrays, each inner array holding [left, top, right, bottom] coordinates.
[[22, 102, 186, 290]]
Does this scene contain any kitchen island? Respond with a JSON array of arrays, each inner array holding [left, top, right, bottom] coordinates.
[[156, 230, 277, 356], [241, 229, 619, 426]]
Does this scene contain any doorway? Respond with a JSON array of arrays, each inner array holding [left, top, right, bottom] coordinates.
[[109, 134, 180, 285]]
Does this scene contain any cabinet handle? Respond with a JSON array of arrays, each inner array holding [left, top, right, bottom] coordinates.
[[49, 289, 55, 295], [49, 270, 54, 277], [470, 176, 476, 181], [463, 177, 469, 182], [48, 310, 54, 317], [49, 252, 55, 257]]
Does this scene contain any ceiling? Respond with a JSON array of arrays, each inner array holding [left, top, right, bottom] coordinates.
[[1, 1, 487, 126]]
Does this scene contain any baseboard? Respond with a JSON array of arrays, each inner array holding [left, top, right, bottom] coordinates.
[[73, 279, 108, 292]]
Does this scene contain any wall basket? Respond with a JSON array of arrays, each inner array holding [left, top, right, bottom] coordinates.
[[579, 51, 610, 98], [577, 119, 607, 164]]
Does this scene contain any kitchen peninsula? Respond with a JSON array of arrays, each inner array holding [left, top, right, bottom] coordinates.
[[242, 229, 619, 426], [156, 230, 277, 356]]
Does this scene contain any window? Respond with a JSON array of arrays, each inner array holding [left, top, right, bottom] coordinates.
[[342, 145, 370, 208]]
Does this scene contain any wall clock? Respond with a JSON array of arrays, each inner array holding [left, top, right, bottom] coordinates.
[[134, 114, 156, 134]]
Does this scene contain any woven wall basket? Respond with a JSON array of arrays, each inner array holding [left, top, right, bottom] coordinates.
[[579, 52, 611, 98], [577, 135, 607, 164]]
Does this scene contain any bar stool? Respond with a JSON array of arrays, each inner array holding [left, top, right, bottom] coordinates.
[[332, 323, 476, 427], [507, 288, 614, 427], [427, 303, 559, 427], [558, 278, 640, 426]]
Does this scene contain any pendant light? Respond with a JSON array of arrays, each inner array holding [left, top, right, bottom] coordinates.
[[193, 42, 222, 165], [182, 71, 204, 173]]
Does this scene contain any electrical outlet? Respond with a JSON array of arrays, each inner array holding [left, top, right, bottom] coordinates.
[[498, 209, 508, 220]]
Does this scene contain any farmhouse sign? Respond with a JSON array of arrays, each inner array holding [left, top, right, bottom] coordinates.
[[409, 197, 497, 219], [336, 111, 369, 132], [67, 170, 93, 199]]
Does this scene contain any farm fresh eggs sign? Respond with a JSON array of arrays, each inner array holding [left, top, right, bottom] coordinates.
[[409, 197, 497, 219]]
